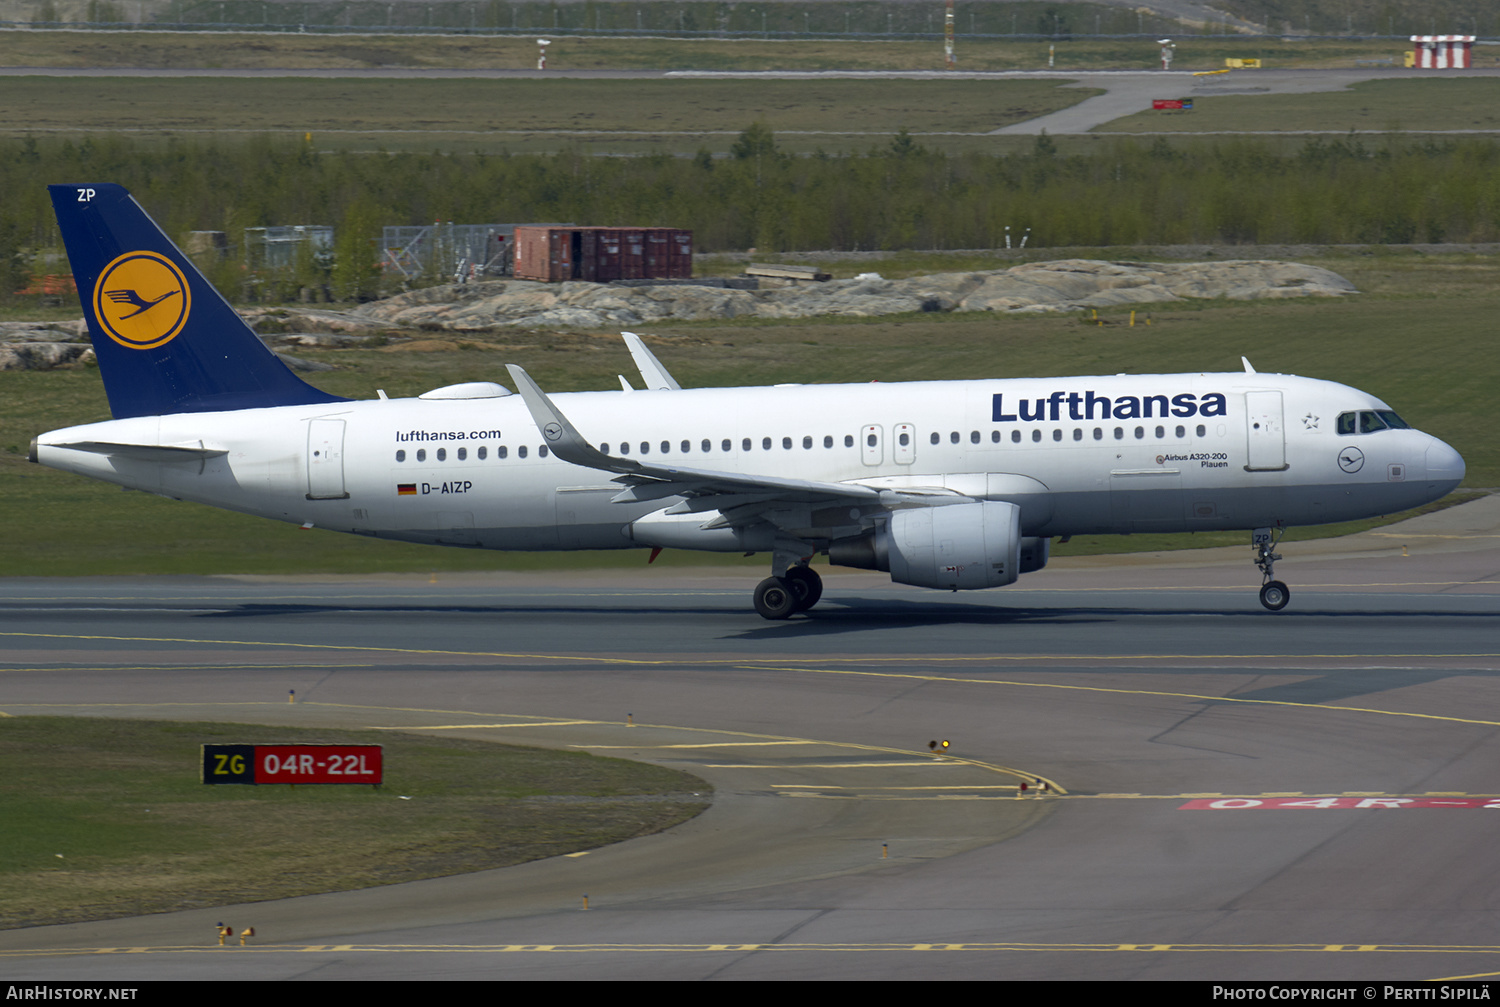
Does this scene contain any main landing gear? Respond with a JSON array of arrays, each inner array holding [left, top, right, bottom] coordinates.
[[1253, 527, 1290, 612], [753, 565, 823, 620]]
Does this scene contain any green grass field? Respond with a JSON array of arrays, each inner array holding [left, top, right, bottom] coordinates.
[[0, 75, 1096, 155], [0, 30, 1434, 73], [1100, 78, 1500, 134], [1, 252, 1492, 576], [0, 31, 1494, 154], [0, 717, 709, 929], [5, 66, 1500, 156]]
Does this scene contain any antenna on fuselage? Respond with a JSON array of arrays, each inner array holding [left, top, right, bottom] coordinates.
[[1241, 356, 1257, 374]]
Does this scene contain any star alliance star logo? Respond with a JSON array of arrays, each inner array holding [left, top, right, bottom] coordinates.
[[1302, 413, 1319, 430]]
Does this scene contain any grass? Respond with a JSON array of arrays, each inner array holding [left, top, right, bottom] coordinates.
[[1, 251, 1494, 577], [2, 31, 1493, 155], [0, 716, 710, 929], [0, 30, 1443, 73], [1099, 78, 1500, 134], [0, 75, 1096, 155]]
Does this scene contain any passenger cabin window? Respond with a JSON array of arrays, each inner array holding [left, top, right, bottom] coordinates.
[[417, 449, 426, 462], [539, 446, 549, 458], [518, 446, 528, 459], [930, 432, 940, 446], [844, 435, 854, 448], [436, 448, 446, 461], [396, 450, 406, 462], [497, 446, 507, 459]]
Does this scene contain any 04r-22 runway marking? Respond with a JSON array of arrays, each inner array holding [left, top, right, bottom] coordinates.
[[1181, 797, 1500, 809]]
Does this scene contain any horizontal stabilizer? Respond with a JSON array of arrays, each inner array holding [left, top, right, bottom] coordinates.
[[50, 440, 229, 462]]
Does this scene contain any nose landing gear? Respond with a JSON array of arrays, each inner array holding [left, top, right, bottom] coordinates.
[[1253, 527, 1290, 611]]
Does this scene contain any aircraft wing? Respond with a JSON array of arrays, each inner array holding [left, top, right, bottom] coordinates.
[[506, 365, 892, 521], [44, 440, 228, 462]]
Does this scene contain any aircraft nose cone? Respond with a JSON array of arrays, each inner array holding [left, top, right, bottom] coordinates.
[[1425, 438, 1466, 486]]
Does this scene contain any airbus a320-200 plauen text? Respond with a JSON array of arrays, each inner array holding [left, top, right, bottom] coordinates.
[[33, 184, 1466, 618]]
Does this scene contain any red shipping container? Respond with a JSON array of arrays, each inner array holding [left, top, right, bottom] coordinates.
[[512, 226, 576, 282], [512, 225, 692, 282]]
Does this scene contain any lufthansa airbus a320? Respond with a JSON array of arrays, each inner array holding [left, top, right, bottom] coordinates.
[[31, 184, 1466, 618]]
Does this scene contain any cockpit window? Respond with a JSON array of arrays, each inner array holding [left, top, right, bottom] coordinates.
[[1339, 410, 1411, 435]]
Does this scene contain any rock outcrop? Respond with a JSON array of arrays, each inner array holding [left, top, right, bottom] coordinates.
[[0, 342, 94, 371], [8, 259, 1356, 370], [352, 259, 1355, 332]]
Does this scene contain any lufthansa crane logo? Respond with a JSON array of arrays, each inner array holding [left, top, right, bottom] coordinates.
[[92, 251, 191, 350]]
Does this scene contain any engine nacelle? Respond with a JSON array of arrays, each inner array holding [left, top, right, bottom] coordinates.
[[830, 501, 1022, 591], [1018, 535, 1049, 574]]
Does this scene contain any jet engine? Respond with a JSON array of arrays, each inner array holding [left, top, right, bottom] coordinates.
[[829, 501, 1024, 590]]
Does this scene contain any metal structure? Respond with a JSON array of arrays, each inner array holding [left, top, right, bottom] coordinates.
[[943, 0, 954, 69], [381, 224, 514, 281], [243, 225, 333, 269], [1411, 35, 1474, 68]]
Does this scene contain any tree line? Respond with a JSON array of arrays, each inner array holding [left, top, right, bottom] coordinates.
[[6, 129, 1500, 302]]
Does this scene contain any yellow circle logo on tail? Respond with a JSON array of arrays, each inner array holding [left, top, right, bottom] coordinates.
[[93, 251, 191, 350]]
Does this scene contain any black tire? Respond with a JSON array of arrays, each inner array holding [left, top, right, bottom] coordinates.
[[783, 566, 823, 611], [754, 577, 797, 620], [1259, 580, 1290, 611]]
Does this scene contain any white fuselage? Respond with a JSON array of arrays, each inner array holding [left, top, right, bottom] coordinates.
[[34, 372, 1465, 556]]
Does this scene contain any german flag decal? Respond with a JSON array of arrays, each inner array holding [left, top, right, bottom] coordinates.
[[397, 484, 417, 496]]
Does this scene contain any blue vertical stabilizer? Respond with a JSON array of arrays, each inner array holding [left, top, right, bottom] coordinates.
[[48, 183, 348, 419]]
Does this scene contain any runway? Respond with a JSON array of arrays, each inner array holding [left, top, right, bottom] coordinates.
[[2, 497, 1498, 980]]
